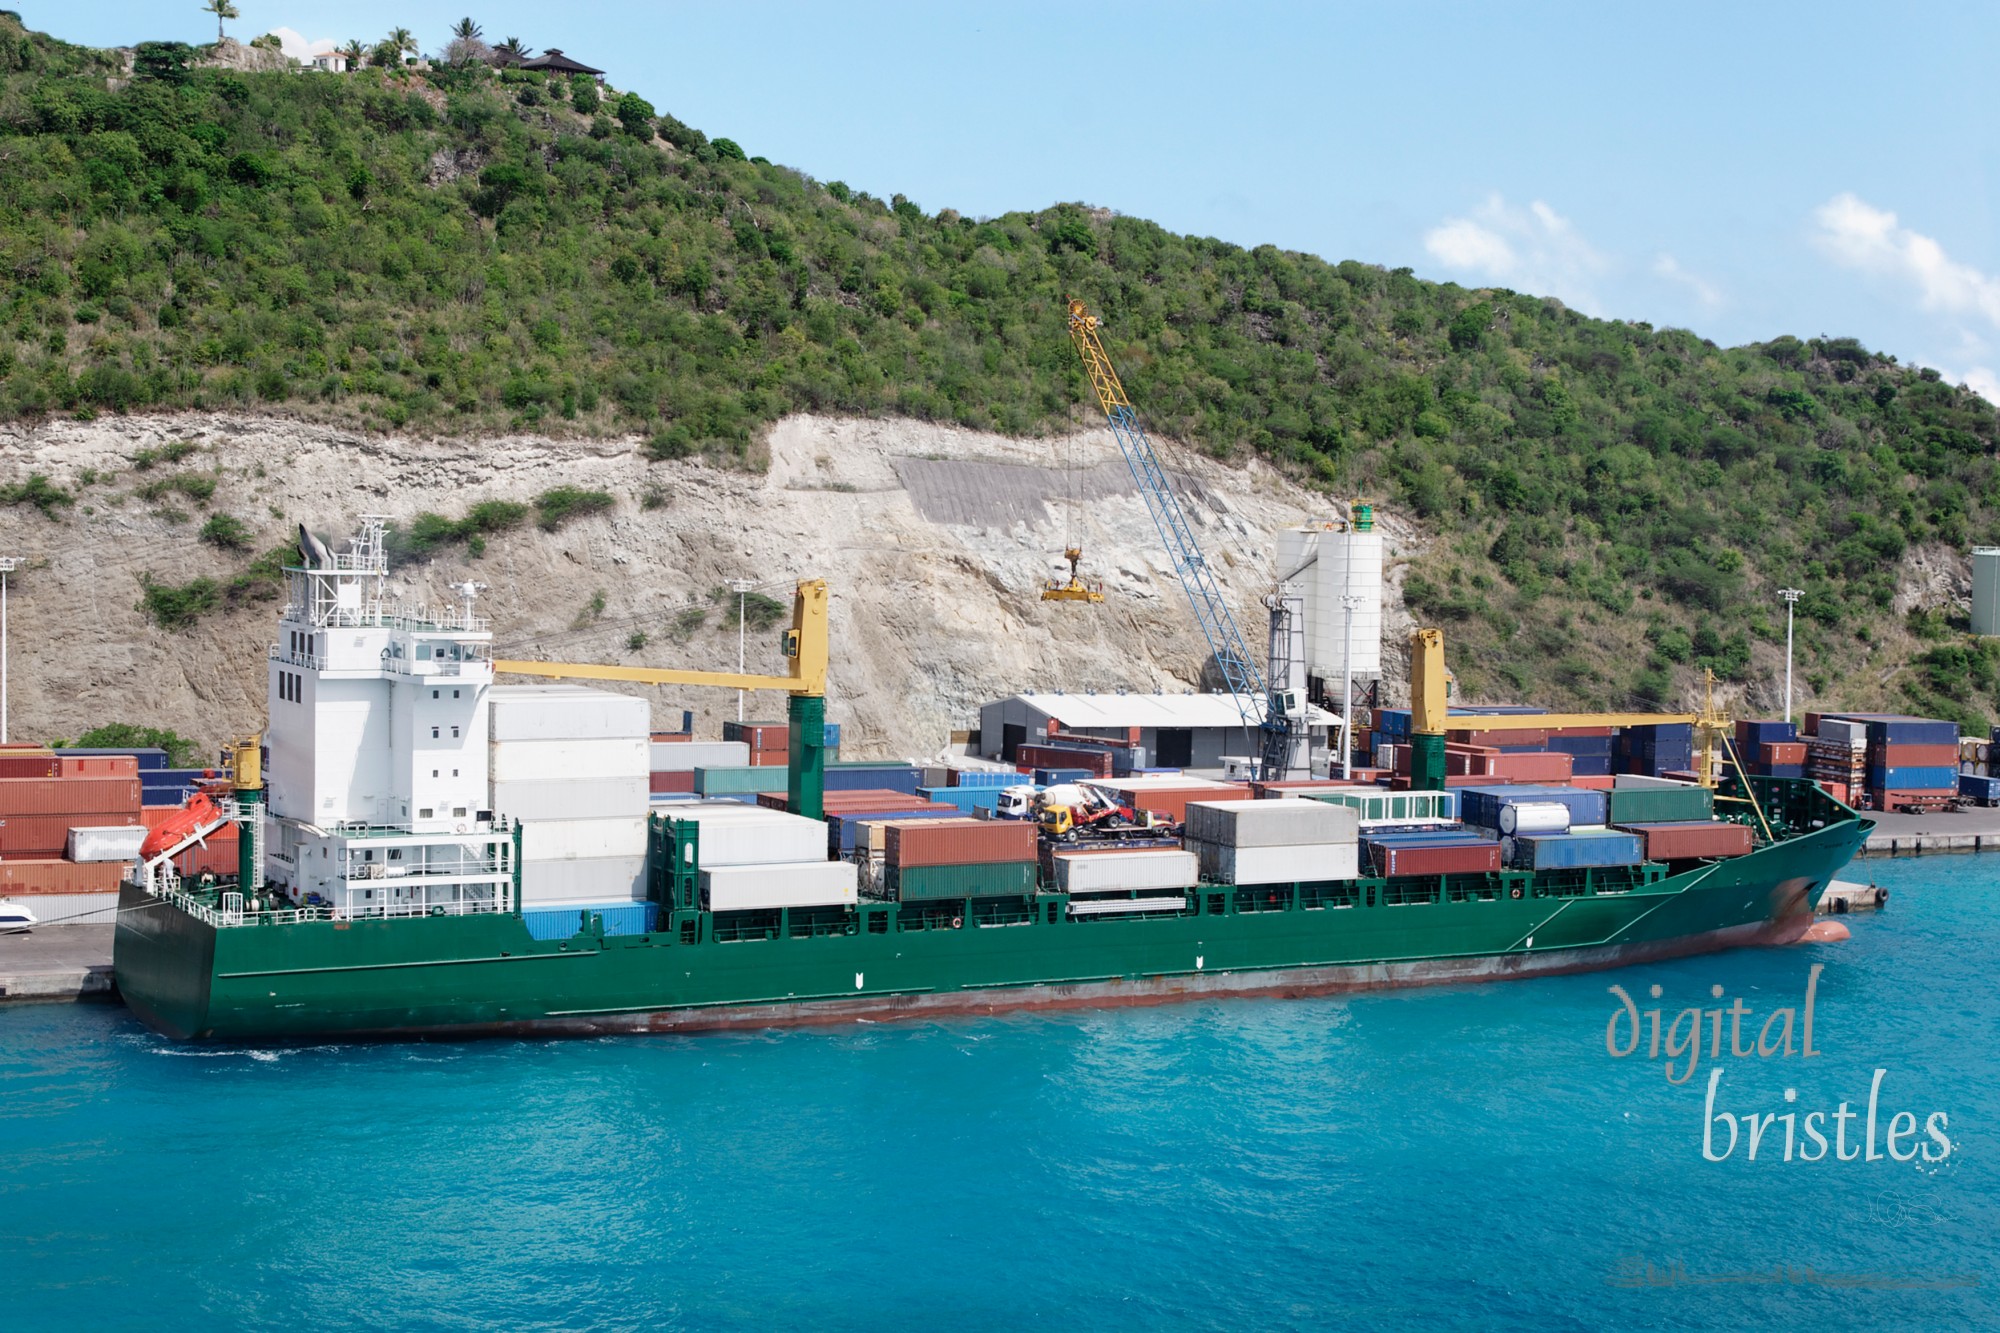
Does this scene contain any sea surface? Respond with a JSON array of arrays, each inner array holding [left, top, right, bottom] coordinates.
[[5, 855, 1996, 1332]]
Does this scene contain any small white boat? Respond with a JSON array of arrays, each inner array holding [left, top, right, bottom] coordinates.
[[0, 899, 38, 932]]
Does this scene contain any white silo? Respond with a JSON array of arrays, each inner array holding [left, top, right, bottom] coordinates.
[[1974, 547, 2000, 636]]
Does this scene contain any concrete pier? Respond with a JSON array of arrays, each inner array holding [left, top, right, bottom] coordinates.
[[1856, 807, 2000, 858], [0, 925, 116, 1003]]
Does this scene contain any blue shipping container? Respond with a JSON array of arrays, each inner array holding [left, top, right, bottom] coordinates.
[[1547, 735, 1615, 757], [1035, 767, 1094, 785], [1959, 773, 2000, 802], [1737, 719, 1798, 746], [1569, 756, 1613, 777], [824, 766, 920, 795], [1866, 765, 1958, 789], [1507, 830, 1644, 870], [1459, 785, 1608, 829], [57, 747, 171, 770], [522, 902, 656, 940], [1859, 717, 1959, 747], [950, 769, 1024, 788]]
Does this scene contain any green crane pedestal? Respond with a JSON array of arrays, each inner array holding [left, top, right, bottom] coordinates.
[[786, 694, 826, 821], [1411, 734, 1448, 792]]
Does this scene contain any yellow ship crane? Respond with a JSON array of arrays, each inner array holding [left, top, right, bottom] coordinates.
[[493, 580, 832, 819]]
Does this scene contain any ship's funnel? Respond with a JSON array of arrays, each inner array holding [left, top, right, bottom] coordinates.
[[298, 524, 336, 569]]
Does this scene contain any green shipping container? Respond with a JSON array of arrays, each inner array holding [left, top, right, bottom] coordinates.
[[1607, 785, 1713, 825], [887, 860, 1039, 901], [693, 766, 791, 795]]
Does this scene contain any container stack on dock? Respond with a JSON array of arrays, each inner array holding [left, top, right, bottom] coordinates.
[[882, 819, 1039, 901], [1735, 720, 1804, 779], [1804, 717, 1867, 805], [1183, 799, 1360, 885], [0, 744, 148, 921], [491, 685, 652, 907], [1800, 713, 1959, 811]]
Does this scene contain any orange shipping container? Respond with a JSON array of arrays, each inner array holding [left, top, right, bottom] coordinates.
[[2, 810, 145, 858], [0, 752, 61, 779], [59, 755, 141, 778], [0, 776, 144, 818], [884, 818, 1039, 867], [0, 858, 125, 894], [1759, 742, 1807, 766]]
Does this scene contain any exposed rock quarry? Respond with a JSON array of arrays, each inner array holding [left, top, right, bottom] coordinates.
[[0, 413, 1425, 759]]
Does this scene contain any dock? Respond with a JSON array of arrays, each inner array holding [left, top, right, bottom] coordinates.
[[1856, 807, 2000, 858], [0, 925, 116, 1003]]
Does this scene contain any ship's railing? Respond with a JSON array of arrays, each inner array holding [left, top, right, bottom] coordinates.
[[338, 895, 511, 922], [267, 644, 325, 670]]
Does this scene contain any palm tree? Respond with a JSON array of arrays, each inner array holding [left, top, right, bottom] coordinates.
[[387, 26, 417, 62], [339, 39, 364, 68], [495, 36, 528, 58], [451, 17, 483, 42], [201, 0, 239, 43]]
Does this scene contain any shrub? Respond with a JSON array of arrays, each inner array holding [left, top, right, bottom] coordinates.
[[66, 723, 202, 767], [137, 573, 220, 630], [535, 486, 614, 530], [2, 473, 74, 516], [200, 512, 252, 549]]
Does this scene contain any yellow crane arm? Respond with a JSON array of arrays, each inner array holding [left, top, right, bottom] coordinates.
[[493, 580, 829, 697]]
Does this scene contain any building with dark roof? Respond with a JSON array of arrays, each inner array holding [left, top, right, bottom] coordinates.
[[520, 48, 604, 78]]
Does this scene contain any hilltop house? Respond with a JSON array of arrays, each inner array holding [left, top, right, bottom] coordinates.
[[520, 48, 604, 80]]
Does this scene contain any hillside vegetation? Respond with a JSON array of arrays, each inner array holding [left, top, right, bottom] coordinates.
[[2, 15, 1998, 722]]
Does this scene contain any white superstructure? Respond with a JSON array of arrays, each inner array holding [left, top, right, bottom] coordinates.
[[263, 518, 513, 918]]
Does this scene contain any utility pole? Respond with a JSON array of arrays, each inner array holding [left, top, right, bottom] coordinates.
[[730, 578, 757, 723], [1778, 588, 1804, 723], [0, 557, 16, 745]]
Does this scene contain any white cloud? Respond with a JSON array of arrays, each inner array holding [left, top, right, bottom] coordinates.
[[1422, 195, 1608, 314], [264, 27, 337, 60], [1652, 253, 1723, 309], [1811, 192, 2000, 327]]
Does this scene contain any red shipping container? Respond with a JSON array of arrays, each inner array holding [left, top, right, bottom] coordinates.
[[1373, 841, 1502, 876], [0, 753, 61, 779], [0, 858, 126, 894], [2, 810, 144, 858], [650, 771, 696, 794], [1624, 821, 1753, 860], [1447, 727, 1549, 747], [1759, 742, 1807, 766], [59, 755, 140, 778], [1016, 744, 1113, 777], [1488, 752, 1574, 782], [1817, 780, 1850, 804], [1568, 774, 1615, 790], [1544, 726, 1613, 739], [0, 776, 143, 818], [1868, 743, 1957, 767], [885, 818, 1038, 867], [652, 733, 693, 743]]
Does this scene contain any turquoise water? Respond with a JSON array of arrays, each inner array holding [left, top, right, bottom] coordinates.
[[6, 857, 1996, 1332]]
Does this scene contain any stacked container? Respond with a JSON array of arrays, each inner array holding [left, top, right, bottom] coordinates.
[[0, 750, 147, 922], [491, 684, 652, 906], [1502, 828, 1645, 870], [1362, 830, 1502, 876], [668, 801, 857, 911], [1817, 714, 1960, 810], [1616, 821, 1752, 860], [1614, 724, 1695, 777], [1605, 776, 1714, 825], [723, 719, 791, 767], [1182, 798, 1360, 884], [650, 739, 750, 796], [1459, 785, 1608, 832], [882, 818, 1039, 900], [1051, 846, 1200, 895]]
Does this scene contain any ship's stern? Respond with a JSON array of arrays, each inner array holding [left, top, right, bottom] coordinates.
[[112, 880, 217, 1040]]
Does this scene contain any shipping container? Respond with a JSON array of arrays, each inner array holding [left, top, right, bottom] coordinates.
[[1864, 765, 1958, 790], [1853, 716, 1960, 747], [702, 859, 858, 911], [1605, 783, 1713, 825], [660, 804, 829, 866], [826, 808, 960, 855], [1736, 719, 1798, 748], [1868, 743, 1959, 768], [649, 771, 696, 795], [1367, 839, 1502, 877], [824, 764, 921, 795], [1816, 718, 1868, 747], [0, 776, 143, 818], [54, 746, 169, 770], [489, 685, 650, 742], [1306, 788, 1459, 827], [949, 768, 1024, 788], [0, 811, 143, 858], [1502, 829, 1644, 870], [1568, 774, 1616, 790], [1052, 848, 1200, 894], [884, 818, 1037, 868], [1459, 785, 1607, 830], [693, 766, 791, 796], [493, 775, 650, 822], [1758, 741, 1807, 766], [1622, 821, 1753, 860], [518, 816, 650, 862], [1185, 799, 1359, 848], [1016, 743, 1113, 778], [1487, 751, 1574, 782], [59, 755, 140, 778], [915, 786, 1009, 814], [520, 855, 646, 904], [1958, 773, 2000, 805], [66, 825, 149, 862], [0, 858, 126, 893], [522, 901, 657, 940], [886, 860, 1039, 901], [491, 737, 648, 783], [0, 889, 120, 921], [1498, 801, 1570, 835], [1189, 840, 1360, 885], [0, 750, 60, 779], [650, 740, 751, 772]]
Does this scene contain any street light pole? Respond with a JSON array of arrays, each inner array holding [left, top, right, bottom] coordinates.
[[730, 578, 757, 724], [1779, 588, 1804, 723], [0, 557, 17, 745]]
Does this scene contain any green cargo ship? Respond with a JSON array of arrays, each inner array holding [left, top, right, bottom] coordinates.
[[114, 776, 1864, 1043]]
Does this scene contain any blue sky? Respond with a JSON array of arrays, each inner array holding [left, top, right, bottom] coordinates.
[[38, 2, 2000, 399]]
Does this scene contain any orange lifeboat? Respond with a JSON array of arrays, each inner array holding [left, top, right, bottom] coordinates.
[[139, 791, 229, 861]]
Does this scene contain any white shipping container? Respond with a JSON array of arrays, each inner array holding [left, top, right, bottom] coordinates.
[[519, 816, 649, 862], [0, 890, 120, 922], [492, 776, 650, 822], [489, 685, 650, 742], [1184, 798, 1359, 848], [492, 736, 649, 783], [521, 855, 646, 904], [1191, 839, 1360, 885], [1498, 802, 1570, 835], [66, 825, 149, 862], [666, 807, 828, 867], [1054, 848, 1199, 894], [650, 740, 751, 773], [703, 860, 858, 911]]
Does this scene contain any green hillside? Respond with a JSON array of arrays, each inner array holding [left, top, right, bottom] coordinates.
[[2, 14, 1998, 722]]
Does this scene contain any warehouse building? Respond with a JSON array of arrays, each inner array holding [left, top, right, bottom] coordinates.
[[978, 692, 1338, 772]]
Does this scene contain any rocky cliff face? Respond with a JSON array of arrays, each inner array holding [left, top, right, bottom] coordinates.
[[0, 413, 1422, 758]]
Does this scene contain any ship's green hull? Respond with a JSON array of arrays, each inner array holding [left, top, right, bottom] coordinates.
[[113, 786, 1869, 1043]]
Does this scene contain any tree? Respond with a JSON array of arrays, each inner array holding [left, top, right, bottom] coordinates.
[[339, 39, 364, 67], [495, 35, 528, 58], [451, 17, 483, 41], [570, 73, 599, 113], [201, 0, 239, 43], [386, 26, 416, 63], [134, 40, 195, 84], [614, 91, 656, 137]]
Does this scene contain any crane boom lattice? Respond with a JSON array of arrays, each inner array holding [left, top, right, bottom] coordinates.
[[1066, 300, 1266, 726]]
